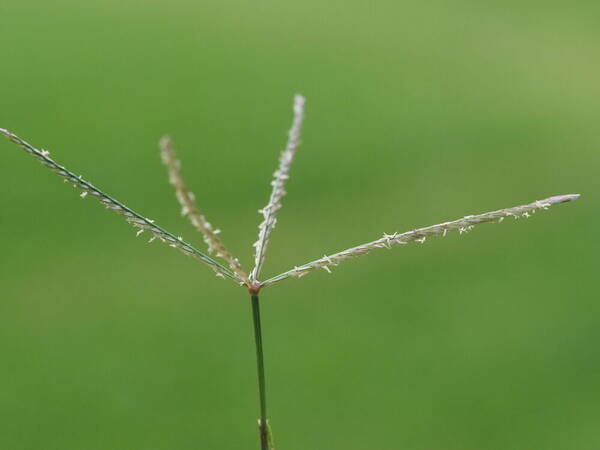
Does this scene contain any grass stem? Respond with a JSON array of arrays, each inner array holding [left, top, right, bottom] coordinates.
[[251, 294, 269, 450]]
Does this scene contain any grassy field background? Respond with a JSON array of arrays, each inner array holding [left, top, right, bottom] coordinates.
[[0, 1, 597, 449]]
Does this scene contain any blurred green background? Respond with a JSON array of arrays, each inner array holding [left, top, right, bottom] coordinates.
[[0, 1, 597, 449]]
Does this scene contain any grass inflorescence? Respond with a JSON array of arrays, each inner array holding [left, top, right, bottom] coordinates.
[[0, 97, 580, 450]]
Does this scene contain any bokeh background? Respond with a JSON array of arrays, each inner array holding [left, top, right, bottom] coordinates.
[[0, 1, 597, 449]]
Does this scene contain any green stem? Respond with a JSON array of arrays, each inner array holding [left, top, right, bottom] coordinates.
[[251, 294, 269, 450]]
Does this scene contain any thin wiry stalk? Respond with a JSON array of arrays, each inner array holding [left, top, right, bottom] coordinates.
[[250, 95, 306, 282], [0, 128, 242, 284], [160, 136, 250, 284], [250, 294, 271, 450], [261, 194, 580, 287]]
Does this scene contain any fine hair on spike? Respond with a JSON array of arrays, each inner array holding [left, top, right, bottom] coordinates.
[[250, 94, 306, 282], [1, 129, 242, 284], [260, 194, 580, 287], [160, 136, 249, 284]]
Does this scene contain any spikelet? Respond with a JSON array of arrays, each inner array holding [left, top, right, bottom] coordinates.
[[0, 128, 242, 284], [260, 194, 580, 287], [160, 136, 250, 284], [251, 94, 305, 281]]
